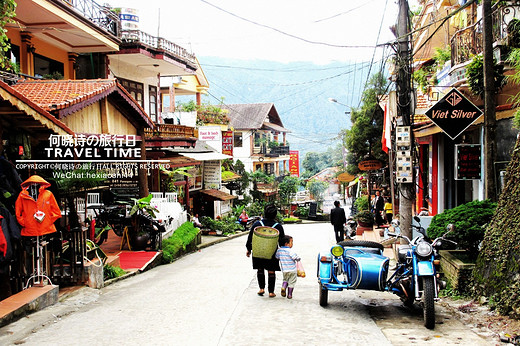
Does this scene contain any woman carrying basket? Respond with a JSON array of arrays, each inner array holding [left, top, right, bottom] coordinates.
[[246, 204, 285, 297]]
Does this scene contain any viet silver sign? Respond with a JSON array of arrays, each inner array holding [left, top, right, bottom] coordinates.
[[424, 88, 483, 140]]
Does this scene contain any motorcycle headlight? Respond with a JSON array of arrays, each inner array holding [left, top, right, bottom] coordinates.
[[331, 245, 344, 257], [416, 242, 433, 257]]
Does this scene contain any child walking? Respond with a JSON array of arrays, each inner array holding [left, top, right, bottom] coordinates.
[[275, 235, 300, 299]]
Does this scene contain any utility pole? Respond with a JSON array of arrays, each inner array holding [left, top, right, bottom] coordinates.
[[483, 0, 497, 201], [396, 0, 414, 239]]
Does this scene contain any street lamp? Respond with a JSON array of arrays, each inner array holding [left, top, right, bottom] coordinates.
[[328, 98, 351, 114]]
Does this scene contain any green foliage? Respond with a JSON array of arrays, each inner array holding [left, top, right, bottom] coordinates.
[[283, 217, 301, 223], [103, 264, 126, 281], [342, 72, 388, 175], [427, 200, 497, 259], [354, 210, 374, 224], [354, 195, 369, 211], [175, 100, 197, 112], [294, 206, 309, 218], [473, 136, 520, 317], [0, 0, 16, 71], [200, 215, 242, 234], [306, 179, 328, 202], [505, 48, 520, 128], [413, 64, 436, 93], [301, 144, 344, 178], [466, 54, 505, 98], [278, 176, 300, 208], [196, 101, 230, 125], [161, 222, 200, 263], [129, 194, 158, 218], [433, 46, 451, 67]]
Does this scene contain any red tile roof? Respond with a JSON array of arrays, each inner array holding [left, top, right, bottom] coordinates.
[[12, 79, 116, 111], [12, 79, 153, 128]]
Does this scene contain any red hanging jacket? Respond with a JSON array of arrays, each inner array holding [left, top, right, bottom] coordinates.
[[15, 175, 61, 237], [0, 216, 6, 257]]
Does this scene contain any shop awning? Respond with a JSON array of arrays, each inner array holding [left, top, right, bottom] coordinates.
[[180, 152, 232, 161], [199, 189, 237, 201]]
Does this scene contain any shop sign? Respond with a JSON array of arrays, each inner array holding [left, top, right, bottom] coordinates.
[[455, 144, 481, 180], [198, 126, 221, 141], [222, 131, 233, 156], [289, 150, 299, 177], [337, 172, 355, 183], [203, 160, 221, 189], [358, 160, 383, 171], [425, 88, 483, 140]]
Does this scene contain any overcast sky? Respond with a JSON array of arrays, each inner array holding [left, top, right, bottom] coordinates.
[[108, 0, 409, 64]]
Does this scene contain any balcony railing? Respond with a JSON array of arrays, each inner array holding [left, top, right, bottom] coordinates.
[[144, 124, 196, 139], [60, 0, 120, 37], [121, 30, 196, 64], [451, 1, 520, 66], [253, 144, 290, 156]]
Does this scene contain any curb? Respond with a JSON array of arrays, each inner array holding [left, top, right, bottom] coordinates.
[[197, 230, 249, 250]]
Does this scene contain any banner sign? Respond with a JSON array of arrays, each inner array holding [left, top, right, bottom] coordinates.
[[455, 144, 481, 180], [222, 131, 233, 156], [289, 150, 299, 177], [425, 88, 483, 140]]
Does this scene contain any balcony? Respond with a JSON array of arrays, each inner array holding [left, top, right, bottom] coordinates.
[[144, 124, 195, 139], [451, 1, 520, 66], [121, 30, 196, 64], [253, 144, 290, 157], [61, 0, 120, 37]]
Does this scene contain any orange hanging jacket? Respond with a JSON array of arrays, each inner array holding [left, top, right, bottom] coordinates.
[[15, 175, 61, 237], [0, 216, 6, 257]]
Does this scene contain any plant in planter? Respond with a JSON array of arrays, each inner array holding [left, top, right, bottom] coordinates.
[[128, 194, 159, 250], [354, 210, 374, 227], [427, 199, 496, 260]]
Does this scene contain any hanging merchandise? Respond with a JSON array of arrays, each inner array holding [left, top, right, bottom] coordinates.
[[15, 175, 61, 237]]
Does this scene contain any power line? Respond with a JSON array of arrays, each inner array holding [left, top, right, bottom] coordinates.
[[200, 0, 379, 49], [313, 0, 377, 23]]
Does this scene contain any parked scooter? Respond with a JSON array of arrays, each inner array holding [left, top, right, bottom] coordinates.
[[344, 218, 357, 239]]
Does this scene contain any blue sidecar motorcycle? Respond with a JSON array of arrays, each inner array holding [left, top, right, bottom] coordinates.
[[317, 219, 455, 329]]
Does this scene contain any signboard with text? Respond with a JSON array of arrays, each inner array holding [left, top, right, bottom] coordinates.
[[222, 131, 233, 156], [203, 160, 221, 189], [455, 144, 481, 180], [198, 126, 221, 141], [425, 88, 483, 140], [289, 150, 299, 177]]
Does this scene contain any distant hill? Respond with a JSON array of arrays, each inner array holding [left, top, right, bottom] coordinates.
[[195, 56, 373, 158]]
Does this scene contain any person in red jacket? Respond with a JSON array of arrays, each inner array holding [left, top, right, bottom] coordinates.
[[15, 175, 61, 237]]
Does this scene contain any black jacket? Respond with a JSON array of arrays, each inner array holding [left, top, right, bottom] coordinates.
[[330, 207, 346, 226]]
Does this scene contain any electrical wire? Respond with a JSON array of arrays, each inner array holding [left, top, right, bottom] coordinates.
[[199, 0, 380, 49]]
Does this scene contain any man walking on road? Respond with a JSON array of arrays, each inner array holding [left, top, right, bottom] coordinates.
[[330, 201, 347, 243]]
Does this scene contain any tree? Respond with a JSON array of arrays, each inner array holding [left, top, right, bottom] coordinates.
[[0, 0, 17, 71], [342, 72, 388, 175], [301, 143, 344, 178], [306, 179, 328, 202], [278, 176, 300, 212]]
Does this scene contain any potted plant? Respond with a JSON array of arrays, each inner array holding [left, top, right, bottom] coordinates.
[[128, 194, 158, 250], [354, 210, 374, 227]]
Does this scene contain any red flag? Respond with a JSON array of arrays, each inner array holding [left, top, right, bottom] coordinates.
[[382, 104, 390, 153]]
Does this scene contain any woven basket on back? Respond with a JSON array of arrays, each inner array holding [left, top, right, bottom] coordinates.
[[252, 226, 279, 259]]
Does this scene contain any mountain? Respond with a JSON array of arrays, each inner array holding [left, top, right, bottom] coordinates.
[[195, 56, 373, 158]]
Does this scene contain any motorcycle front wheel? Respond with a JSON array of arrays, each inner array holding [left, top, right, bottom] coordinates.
[[422, 276, 435, 329], [319, 283, 328, 307]]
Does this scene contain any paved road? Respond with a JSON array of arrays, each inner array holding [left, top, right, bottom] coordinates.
[[0, 222, 494, 345]]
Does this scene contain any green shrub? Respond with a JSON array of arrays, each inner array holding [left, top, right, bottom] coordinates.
[[283, 217, 301, 223], [354, 195, 369, 211], [294, 206, 309, 218], [104, 264, 126, 280], [427, 200, 497, 259], [162, 221, 200, 263]]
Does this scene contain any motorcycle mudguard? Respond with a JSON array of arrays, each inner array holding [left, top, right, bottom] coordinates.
[[416, 260, 435, 276], [318, 254, 332, 282]]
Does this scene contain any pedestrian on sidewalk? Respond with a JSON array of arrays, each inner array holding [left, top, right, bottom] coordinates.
[[330, 200, 346, 243], [239, 209, 249, 230], [246, 204, 285, 298], [275, 235, 300, 299], [372, 191, 385, 226], [384, 198, 393, 225]]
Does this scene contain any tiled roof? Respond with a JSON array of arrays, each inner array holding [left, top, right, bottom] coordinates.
[[12, 79, 116, 111], [221, 103, 286, 130], [12, 79, 153, 128]]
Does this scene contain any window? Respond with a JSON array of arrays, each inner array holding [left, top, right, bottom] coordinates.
[[234, 132, 243, 148], [149, 86, 157, 122], [34, 53, 64, 79], [119, 78, 144, 108]]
